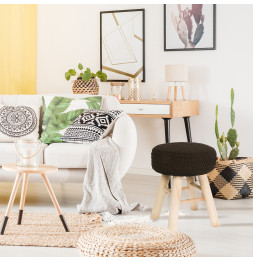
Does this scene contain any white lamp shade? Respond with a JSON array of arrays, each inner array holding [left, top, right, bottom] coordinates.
[[165, 64, 188, 82]]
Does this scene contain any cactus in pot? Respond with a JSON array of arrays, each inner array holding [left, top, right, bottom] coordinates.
[[208, 88, 253, 200], [215, 88, 239, 160]]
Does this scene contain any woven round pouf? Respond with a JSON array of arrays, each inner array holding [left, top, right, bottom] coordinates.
[[76, 224, 196, 257]]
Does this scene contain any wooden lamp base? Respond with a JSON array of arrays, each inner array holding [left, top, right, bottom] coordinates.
[[167, 85, 186, 101]]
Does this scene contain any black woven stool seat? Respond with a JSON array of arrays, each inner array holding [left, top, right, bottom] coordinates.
[[151, 142, 216, 176]]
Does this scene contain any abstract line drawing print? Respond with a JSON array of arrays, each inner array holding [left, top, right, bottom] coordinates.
[[101, 9, 145, 81], [103, 12, 142, 65]]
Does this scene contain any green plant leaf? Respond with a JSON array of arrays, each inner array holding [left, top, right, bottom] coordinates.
[[215, 105, 218, 119], [227, 128, 237, 148], [46, 109, 84, 132], [215, 106, 219, 139], [78, 63, 83, 70], [217, 139, 227, 161], [68, 69, 76, 76], [40, 132, 63, 144], [85, 68, 91, 74], [231, 108, 235, 128], [222, 143, 228, 160], [231, 88, 235, 127], [229, 147, 239, 160], [217, 139, 222, 153], [55, 109, 84, 129], [83, 96, 102, 109], [65, 72, 71, 81], [96, 70, 102, 77], [86, 101, 99, 110], [82, 72, 91, 82], [79, 73, 83, 78], [222, 132, 226, 145], [83, 96, 102, 103], [96, 71, 107, 82], [231, 88, 234, 106], [42, 96, 46, 114], [101, 72, 107, 81], [42, 97, 72, 127]]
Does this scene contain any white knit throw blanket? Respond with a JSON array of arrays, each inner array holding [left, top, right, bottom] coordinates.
[[77, 136, 132, 215]]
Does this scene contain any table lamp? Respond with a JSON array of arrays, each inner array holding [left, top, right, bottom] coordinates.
[[165, 64, 188, 101]]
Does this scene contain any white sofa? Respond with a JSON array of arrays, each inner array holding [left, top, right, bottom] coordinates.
[[0, 94, 137, 183]]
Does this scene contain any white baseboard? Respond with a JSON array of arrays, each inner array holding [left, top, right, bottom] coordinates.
[[127, 167, 160, 176]]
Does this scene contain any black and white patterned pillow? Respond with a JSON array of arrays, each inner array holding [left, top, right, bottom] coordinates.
[[61, 110, 123, 143], [0, 105, 40, 142]]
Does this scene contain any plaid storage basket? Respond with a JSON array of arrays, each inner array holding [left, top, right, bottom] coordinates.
[[208, 157, 253, 200]]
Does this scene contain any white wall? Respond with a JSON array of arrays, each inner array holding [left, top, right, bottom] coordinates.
[[37, 4, 253, 175]]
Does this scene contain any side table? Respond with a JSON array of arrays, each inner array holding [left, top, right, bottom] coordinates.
[[0, 163, 69, 235], [120, 100, 199, 143]]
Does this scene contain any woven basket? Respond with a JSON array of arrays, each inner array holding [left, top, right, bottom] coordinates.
[[76, 224, 196, 257], [72, 78, 99, 95], [208, 157, 253, 200]]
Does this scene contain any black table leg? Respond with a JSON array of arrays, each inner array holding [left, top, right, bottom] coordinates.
[[183, 117, 192, 142], [183, 117, 197, 181], [163, 118, 171, 188], [163, 118, 171, 144]]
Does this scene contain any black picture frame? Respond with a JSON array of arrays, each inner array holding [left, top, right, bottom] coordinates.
[[164, 4, 216, 51], [100, 9, 145, 82]]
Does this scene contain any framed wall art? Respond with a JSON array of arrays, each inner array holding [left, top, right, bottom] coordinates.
[[164, 4, 216, 51], [100, 9, 145, 82]]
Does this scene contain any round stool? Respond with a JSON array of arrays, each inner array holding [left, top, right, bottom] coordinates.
[[76, 224, 197, 257], [151, 142, 219, 231]]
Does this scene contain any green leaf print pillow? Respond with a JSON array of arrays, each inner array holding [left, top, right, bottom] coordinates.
[[40, 96, 102, 144]]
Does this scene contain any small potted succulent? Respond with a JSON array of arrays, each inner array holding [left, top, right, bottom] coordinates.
[[65, 63, 107, 95], [208, 88, 253, 200]]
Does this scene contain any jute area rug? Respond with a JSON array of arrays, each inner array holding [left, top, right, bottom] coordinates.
[[0, 212, 102, 248]]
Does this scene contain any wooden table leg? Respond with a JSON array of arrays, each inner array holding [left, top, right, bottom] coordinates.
[[18, 173, 29, 225], [1, 172, 23, 235], [41, 173, 69, 232]]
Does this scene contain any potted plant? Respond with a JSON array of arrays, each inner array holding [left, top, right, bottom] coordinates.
[[208, 88, 253, 199], [65, 63, 107, 95]]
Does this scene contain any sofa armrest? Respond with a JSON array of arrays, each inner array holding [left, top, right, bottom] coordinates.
[[111, 114, 137, 178]]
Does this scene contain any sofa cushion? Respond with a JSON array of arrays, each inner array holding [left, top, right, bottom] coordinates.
[[0, 104, 40, 142], [0, 143, 47, 166], [44, 143, 90, 168], [61, 110, 123, 143], [41, 96, 102, 144]]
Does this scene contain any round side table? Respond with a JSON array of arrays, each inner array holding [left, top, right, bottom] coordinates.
[[0, 163, 69, 235]]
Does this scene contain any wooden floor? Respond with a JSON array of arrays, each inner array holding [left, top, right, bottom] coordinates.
[[0, 173, 252, 257]]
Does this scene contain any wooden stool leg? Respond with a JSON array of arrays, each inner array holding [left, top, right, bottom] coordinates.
[[199, 174, 220, 227], [41, 173, 69, 232], [186, 176, 198, 210], [151, 175, 170, 220], [1, 173, 23, 234], [18, 173, 29, 225], [168, 176, 183, 231]]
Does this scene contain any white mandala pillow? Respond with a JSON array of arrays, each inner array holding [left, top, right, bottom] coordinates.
[[0, 104, 40, 142]]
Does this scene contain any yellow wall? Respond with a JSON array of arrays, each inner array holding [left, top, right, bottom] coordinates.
[[0, 5, 37, 94]]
